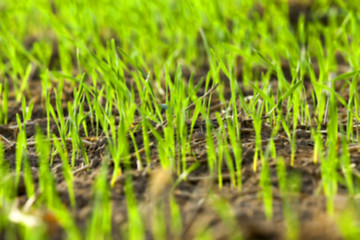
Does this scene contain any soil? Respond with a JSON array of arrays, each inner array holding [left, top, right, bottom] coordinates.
[[2, 2, 360, 240]]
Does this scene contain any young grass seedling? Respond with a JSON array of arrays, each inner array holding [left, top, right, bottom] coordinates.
[[252, 102, 264, 171], [15, 115, 34, 196], [52, 136, 76, 208], [0, 80, 9, 124], [85, 157, 112, 240], [276, 157, 300, 240], [35, 128, 56, 206], [122, 173, 145, 240]]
